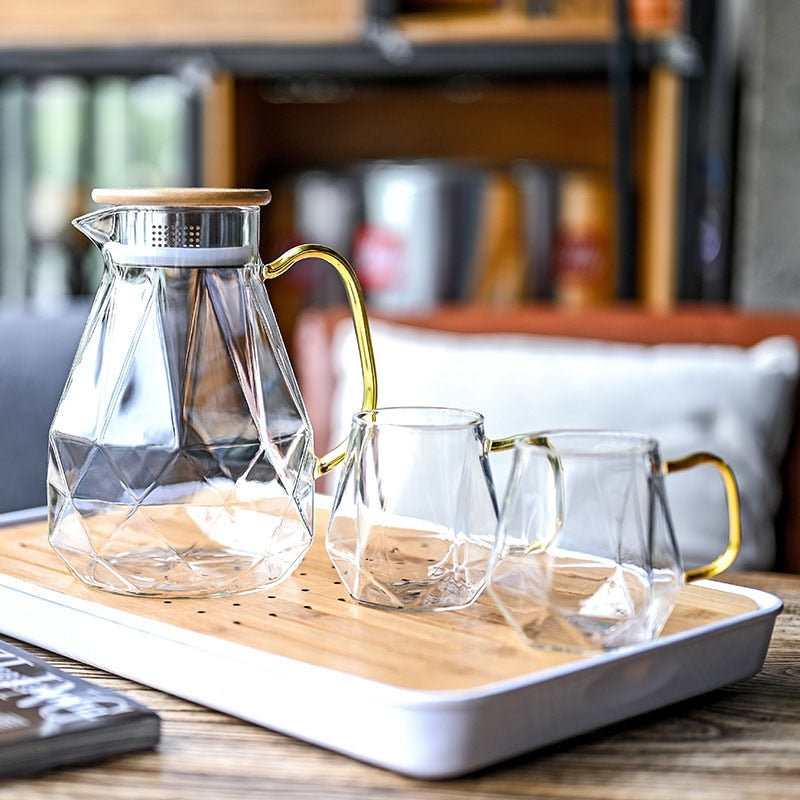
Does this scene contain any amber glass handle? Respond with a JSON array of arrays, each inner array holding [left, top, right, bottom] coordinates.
[[263, 243, 378, 478], [487, 434, 519, 453], [664, 452, 741, 580], [486, 433, 566, 554]]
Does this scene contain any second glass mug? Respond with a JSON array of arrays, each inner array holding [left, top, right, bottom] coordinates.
[[487, 430, 741, 652], [47, 188, 377, 598]]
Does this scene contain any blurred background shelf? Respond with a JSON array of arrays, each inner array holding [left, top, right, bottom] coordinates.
[[0, 0, 368, 49], [0, 0, 700, 77], [0, 0, 739, 325]]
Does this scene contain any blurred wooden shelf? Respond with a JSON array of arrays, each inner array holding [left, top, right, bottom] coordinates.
[[0, 0, 696, 78], [0, 0, 724, 310], [394, 7, 613, 44], [0, 0, 368, 49]]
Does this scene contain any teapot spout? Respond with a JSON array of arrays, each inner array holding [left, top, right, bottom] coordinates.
[[72, 208, 117, 249]]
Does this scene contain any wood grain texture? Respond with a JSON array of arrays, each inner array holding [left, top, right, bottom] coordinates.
[[1, 569, 798, 798], [1, 516, 758, 692], [90, 188, 271, 206]]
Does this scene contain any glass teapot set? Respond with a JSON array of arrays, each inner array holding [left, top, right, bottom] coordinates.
[[47, 188, 741, 654]]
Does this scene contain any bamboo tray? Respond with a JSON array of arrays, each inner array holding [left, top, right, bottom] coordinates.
[[0, 506, 782, 779]]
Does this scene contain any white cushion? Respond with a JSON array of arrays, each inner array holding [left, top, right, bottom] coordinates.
[[330, 320, 800, 571]]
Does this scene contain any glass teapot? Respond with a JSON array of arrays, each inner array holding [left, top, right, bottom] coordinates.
[[47, 188, 377, 597]]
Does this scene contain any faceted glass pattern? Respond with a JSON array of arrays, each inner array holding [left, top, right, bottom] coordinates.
[[327, 407, 499, 612], [48, 229, 315, 597], [488, 432, 685, 653]]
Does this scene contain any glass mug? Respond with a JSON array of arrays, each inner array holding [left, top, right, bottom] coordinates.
[[326, 406, 517, 612], [48, 188, 377, 598], [488, 430, 741, 653]]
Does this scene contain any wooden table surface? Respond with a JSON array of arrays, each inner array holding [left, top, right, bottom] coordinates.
[[2, 570, 799, 800]]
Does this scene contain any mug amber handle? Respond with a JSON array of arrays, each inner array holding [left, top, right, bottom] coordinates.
[[664, 452, 741, 580], [263, 243, 378, 478], [490, 433, 565, 554], [487, 434, 520, 453]]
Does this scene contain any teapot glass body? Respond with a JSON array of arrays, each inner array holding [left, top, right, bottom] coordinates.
[[48, 189, 376, 597]]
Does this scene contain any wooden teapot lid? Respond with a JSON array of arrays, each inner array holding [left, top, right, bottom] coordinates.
[[91, 188, 272, 206]]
